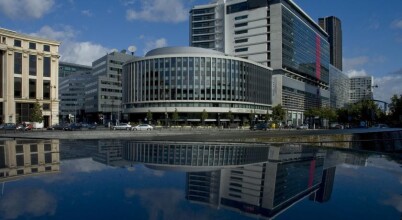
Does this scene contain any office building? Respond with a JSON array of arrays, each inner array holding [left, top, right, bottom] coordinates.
[[59, 72, 92, 122], [85, 51, 133, 124], [329, 64, 349, 109], [122, 47, 273, 124], [349, 76, 374, 103], [190, 0, 331, 125], [59, 61, 92, 78], [319, 16, 343, 70], [0, 28, 60, 126]]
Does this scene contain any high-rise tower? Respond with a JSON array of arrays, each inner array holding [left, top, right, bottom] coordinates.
[[319, 16, 343, 71]]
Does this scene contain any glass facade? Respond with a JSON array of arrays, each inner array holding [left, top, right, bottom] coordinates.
[[123, 53, 272, 115], [281, 6, 330, 85], [124, 142, 270, 167]]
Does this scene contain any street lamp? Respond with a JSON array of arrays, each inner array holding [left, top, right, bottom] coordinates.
[[50, 85, 56, 126]]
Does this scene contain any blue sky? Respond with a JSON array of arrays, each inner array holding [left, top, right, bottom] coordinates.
[[0, 0, 401, 102]]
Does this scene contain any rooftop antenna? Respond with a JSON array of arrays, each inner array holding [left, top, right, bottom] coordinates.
[[128, 45, 137, 56]]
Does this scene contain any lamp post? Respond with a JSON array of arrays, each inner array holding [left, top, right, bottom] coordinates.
[[50, 85, 56, 126], [111, 99, 115, 126]]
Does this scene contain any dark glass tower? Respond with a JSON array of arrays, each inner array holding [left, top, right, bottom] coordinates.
[[319, 16, 343, 71]]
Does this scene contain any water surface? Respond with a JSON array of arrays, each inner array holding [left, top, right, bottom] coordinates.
[[0, 139, 400, 219]]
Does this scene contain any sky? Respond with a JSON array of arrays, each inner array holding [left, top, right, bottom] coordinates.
[[0, 0, 401, 103]]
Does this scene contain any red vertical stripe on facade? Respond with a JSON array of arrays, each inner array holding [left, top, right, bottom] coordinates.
[[316, 35, 321, 80], [308, 159, 316, 188]]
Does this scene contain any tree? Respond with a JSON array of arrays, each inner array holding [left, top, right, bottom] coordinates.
[[226, 110, 234, 123], [389, 94, 402, 125], [146, 110, 153, 124], [265, 110, 270, 122], [201, 109, 208, 125], [271, 104, 285, 123], [30, 101, 43, 123], [172, 108, 179, 125]]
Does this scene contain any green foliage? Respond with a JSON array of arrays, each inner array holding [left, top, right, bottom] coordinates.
[[30, 101, 43, 123], [389, 94, 402, 124], [146, 110, 153, 121], [201, 109, 208, 124], [265, 110, 270, 122], [226, 110, 234, 122], [172, 108, 179, 124], [271, 104, 285, 122]]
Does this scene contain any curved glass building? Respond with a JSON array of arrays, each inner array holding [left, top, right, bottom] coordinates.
[[122, 47, 273, 124]]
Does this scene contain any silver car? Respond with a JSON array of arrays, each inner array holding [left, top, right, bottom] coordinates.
[[132, 124, 153, 131], [112, 123, 132, 130]]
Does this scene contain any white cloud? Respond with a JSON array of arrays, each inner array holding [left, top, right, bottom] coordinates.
[[373, 74, 402, 102], [81, 10, 93, 17], [0, 189, 57, 219], [143, 38, 167, 55], [343, 56, 369, 71], [126, 0, 188, 23], [345, 69, 368, 78], [383, 194, 402, 212], [391, 19, 402, 29], [30, 26, 109, 66], [0, 0, 54, 19]]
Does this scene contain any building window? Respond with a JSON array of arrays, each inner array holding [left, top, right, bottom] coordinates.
[[43, 57, 51, 77], [43, 80, 50, 99], [235, 30, 248, 35], [29, 79, 36, 99], [14, 52, 22, 74], [29, 55, 37, 76], [235, 15, 248, 20], [235, 38, 248, 44], [43, 45, 50, 52], [14, 77, 22, 98], [14, 39, 21, 47], [235, 22, 247, 28], [235, 48, 248, 52], [43, 103, 50, 110], [29, 42, 36, 50]]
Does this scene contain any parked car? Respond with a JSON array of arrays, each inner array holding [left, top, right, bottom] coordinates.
[[0, 123, 17, 130], [47, 124, 66, 130], [251, 123, 269, 131], [87, 124, 97, 130], [16, 123, 33, 131], [330, 123, 344, 129], [371, 123, 389, 128], [63, 123, 82, 131], [112, 123, 132, 130], [132, 124, 154, 131], [297, 124, 309, 130]]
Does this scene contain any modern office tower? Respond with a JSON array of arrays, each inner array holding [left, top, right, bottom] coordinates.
[[59, 72, 92, 122], [0, 28, 60, 126], [190, 0, 331, 126], [122, 47, 272, 124], [0, 139, 60, 182], [329, 65, 349, 109], [349, 76, 374, 103], [85, 51, 133, 124], [59, 62, 92, 78], [319, 16, 343, 70]]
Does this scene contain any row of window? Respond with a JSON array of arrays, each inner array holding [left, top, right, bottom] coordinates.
[[14, 53, 52, 77], [14, 77, 52, 99], [13, 39, 50, 51]]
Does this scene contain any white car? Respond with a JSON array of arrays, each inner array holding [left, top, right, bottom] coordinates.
[[297, 124, 309, 130], [132, 124, 153, 131], [112, 123, 132, 130]]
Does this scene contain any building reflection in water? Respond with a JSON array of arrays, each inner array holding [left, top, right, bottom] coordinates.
[[0, 139, 60, 184], [84, 140, 369, 219]]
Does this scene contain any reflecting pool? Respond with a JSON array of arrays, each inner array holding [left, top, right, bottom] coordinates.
[[0, 139, 401, 219]]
